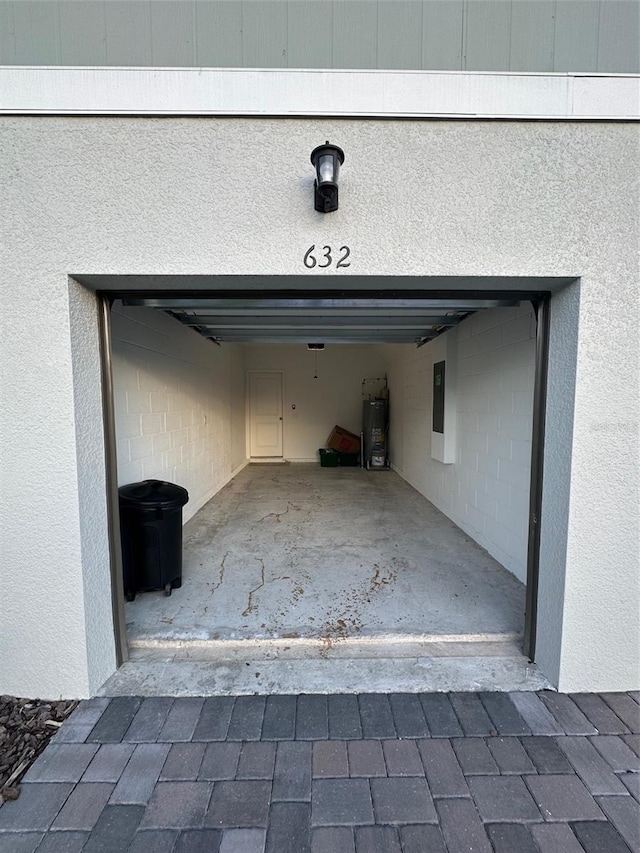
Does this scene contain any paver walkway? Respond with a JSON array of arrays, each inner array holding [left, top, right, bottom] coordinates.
[[0, 691, 638, 852]]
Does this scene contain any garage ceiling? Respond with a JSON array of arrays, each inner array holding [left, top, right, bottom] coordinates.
[[123, 297, 522, 345]]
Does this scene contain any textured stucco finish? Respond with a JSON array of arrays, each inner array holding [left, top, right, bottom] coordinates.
[[535, 282, 581, 686], [69, 279, 117, 695], [0, 117, 638, 695]]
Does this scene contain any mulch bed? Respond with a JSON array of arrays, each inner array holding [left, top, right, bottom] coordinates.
[[0, 695, 78, 805]]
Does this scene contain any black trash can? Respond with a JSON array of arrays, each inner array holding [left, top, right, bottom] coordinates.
[[119, 480, 189, 602]]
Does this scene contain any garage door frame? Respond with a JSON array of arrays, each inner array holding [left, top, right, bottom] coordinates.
[[97, 284, 552, 669]]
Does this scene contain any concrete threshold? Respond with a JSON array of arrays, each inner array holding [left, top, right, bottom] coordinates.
[[127, 632, 524, 661], [97, 633, 552, 696], [98, 655, 552, 696]]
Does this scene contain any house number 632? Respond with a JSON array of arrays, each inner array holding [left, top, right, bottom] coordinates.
[[303, 245, 351, 269]]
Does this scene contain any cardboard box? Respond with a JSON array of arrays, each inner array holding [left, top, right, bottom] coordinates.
[[327, 425, 361, 454]]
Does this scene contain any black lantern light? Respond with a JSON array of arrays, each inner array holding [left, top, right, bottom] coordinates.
[[310, 141, 345, 213]]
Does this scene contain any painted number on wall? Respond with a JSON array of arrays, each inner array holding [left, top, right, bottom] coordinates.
[[303, 245, 351, 269]]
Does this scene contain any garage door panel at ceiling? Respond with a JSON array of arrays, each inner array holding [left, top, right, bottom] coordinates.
[[175, 315, 461, 327], [123, 296, 522, 345]]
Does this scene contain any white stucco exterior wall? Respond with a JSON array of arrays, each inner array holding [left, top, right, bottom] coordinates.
[[0, 275, 102, 699], [111, 303, 246, 522], [0, 114, 638, 696]]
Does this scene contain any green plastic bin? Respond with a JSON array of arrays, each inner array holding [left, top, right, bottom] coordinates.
[[319, 448, 339, 467]]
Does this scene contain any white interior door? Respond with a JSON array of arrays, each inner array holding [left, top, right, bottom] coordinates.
[[249, 371, 283, 457]]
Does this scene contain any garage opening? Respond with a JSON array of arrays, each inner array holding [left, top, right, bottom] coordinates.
[[94, 278, 558, 693]]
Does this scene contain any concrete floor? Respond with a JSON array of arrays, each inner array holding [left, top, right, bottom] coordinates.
[[110, 465, 551, 695], [126, 464, 526, 648]]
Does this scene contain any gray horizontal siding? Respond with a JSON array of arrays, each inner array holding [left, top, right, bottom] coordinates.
[[1, 0, 638, 73]]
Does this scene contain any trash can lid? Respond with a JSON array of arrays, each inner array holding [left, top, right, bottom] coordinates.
[[118, 479, 189, 509]]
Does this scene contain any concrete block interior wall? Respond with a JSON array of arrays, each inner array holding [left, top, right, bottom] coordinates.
[[111, 303, 246, 522], [385, 304, 536, 583], [242, 345, 388, 461]]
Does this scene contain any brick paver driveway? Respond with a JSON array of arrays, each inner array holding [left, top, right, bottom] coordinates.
[[0, 691, 638, 852]]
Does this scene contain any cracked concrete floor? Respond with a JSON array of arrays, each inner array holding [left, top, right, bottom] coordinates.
[[125, 464, 526, 649]]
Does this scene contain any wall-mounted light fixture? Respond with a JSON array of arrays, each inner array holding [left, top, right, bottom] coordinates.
[[310, 141, 345, 213]]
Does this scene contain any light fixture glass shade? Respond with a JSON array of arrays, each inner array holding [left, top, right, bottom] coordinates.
[[318, 154, 338, 184]]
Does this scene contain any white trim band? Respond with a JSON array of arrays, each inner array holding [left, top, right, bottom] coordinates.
[[0, 67, 639, 120]]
